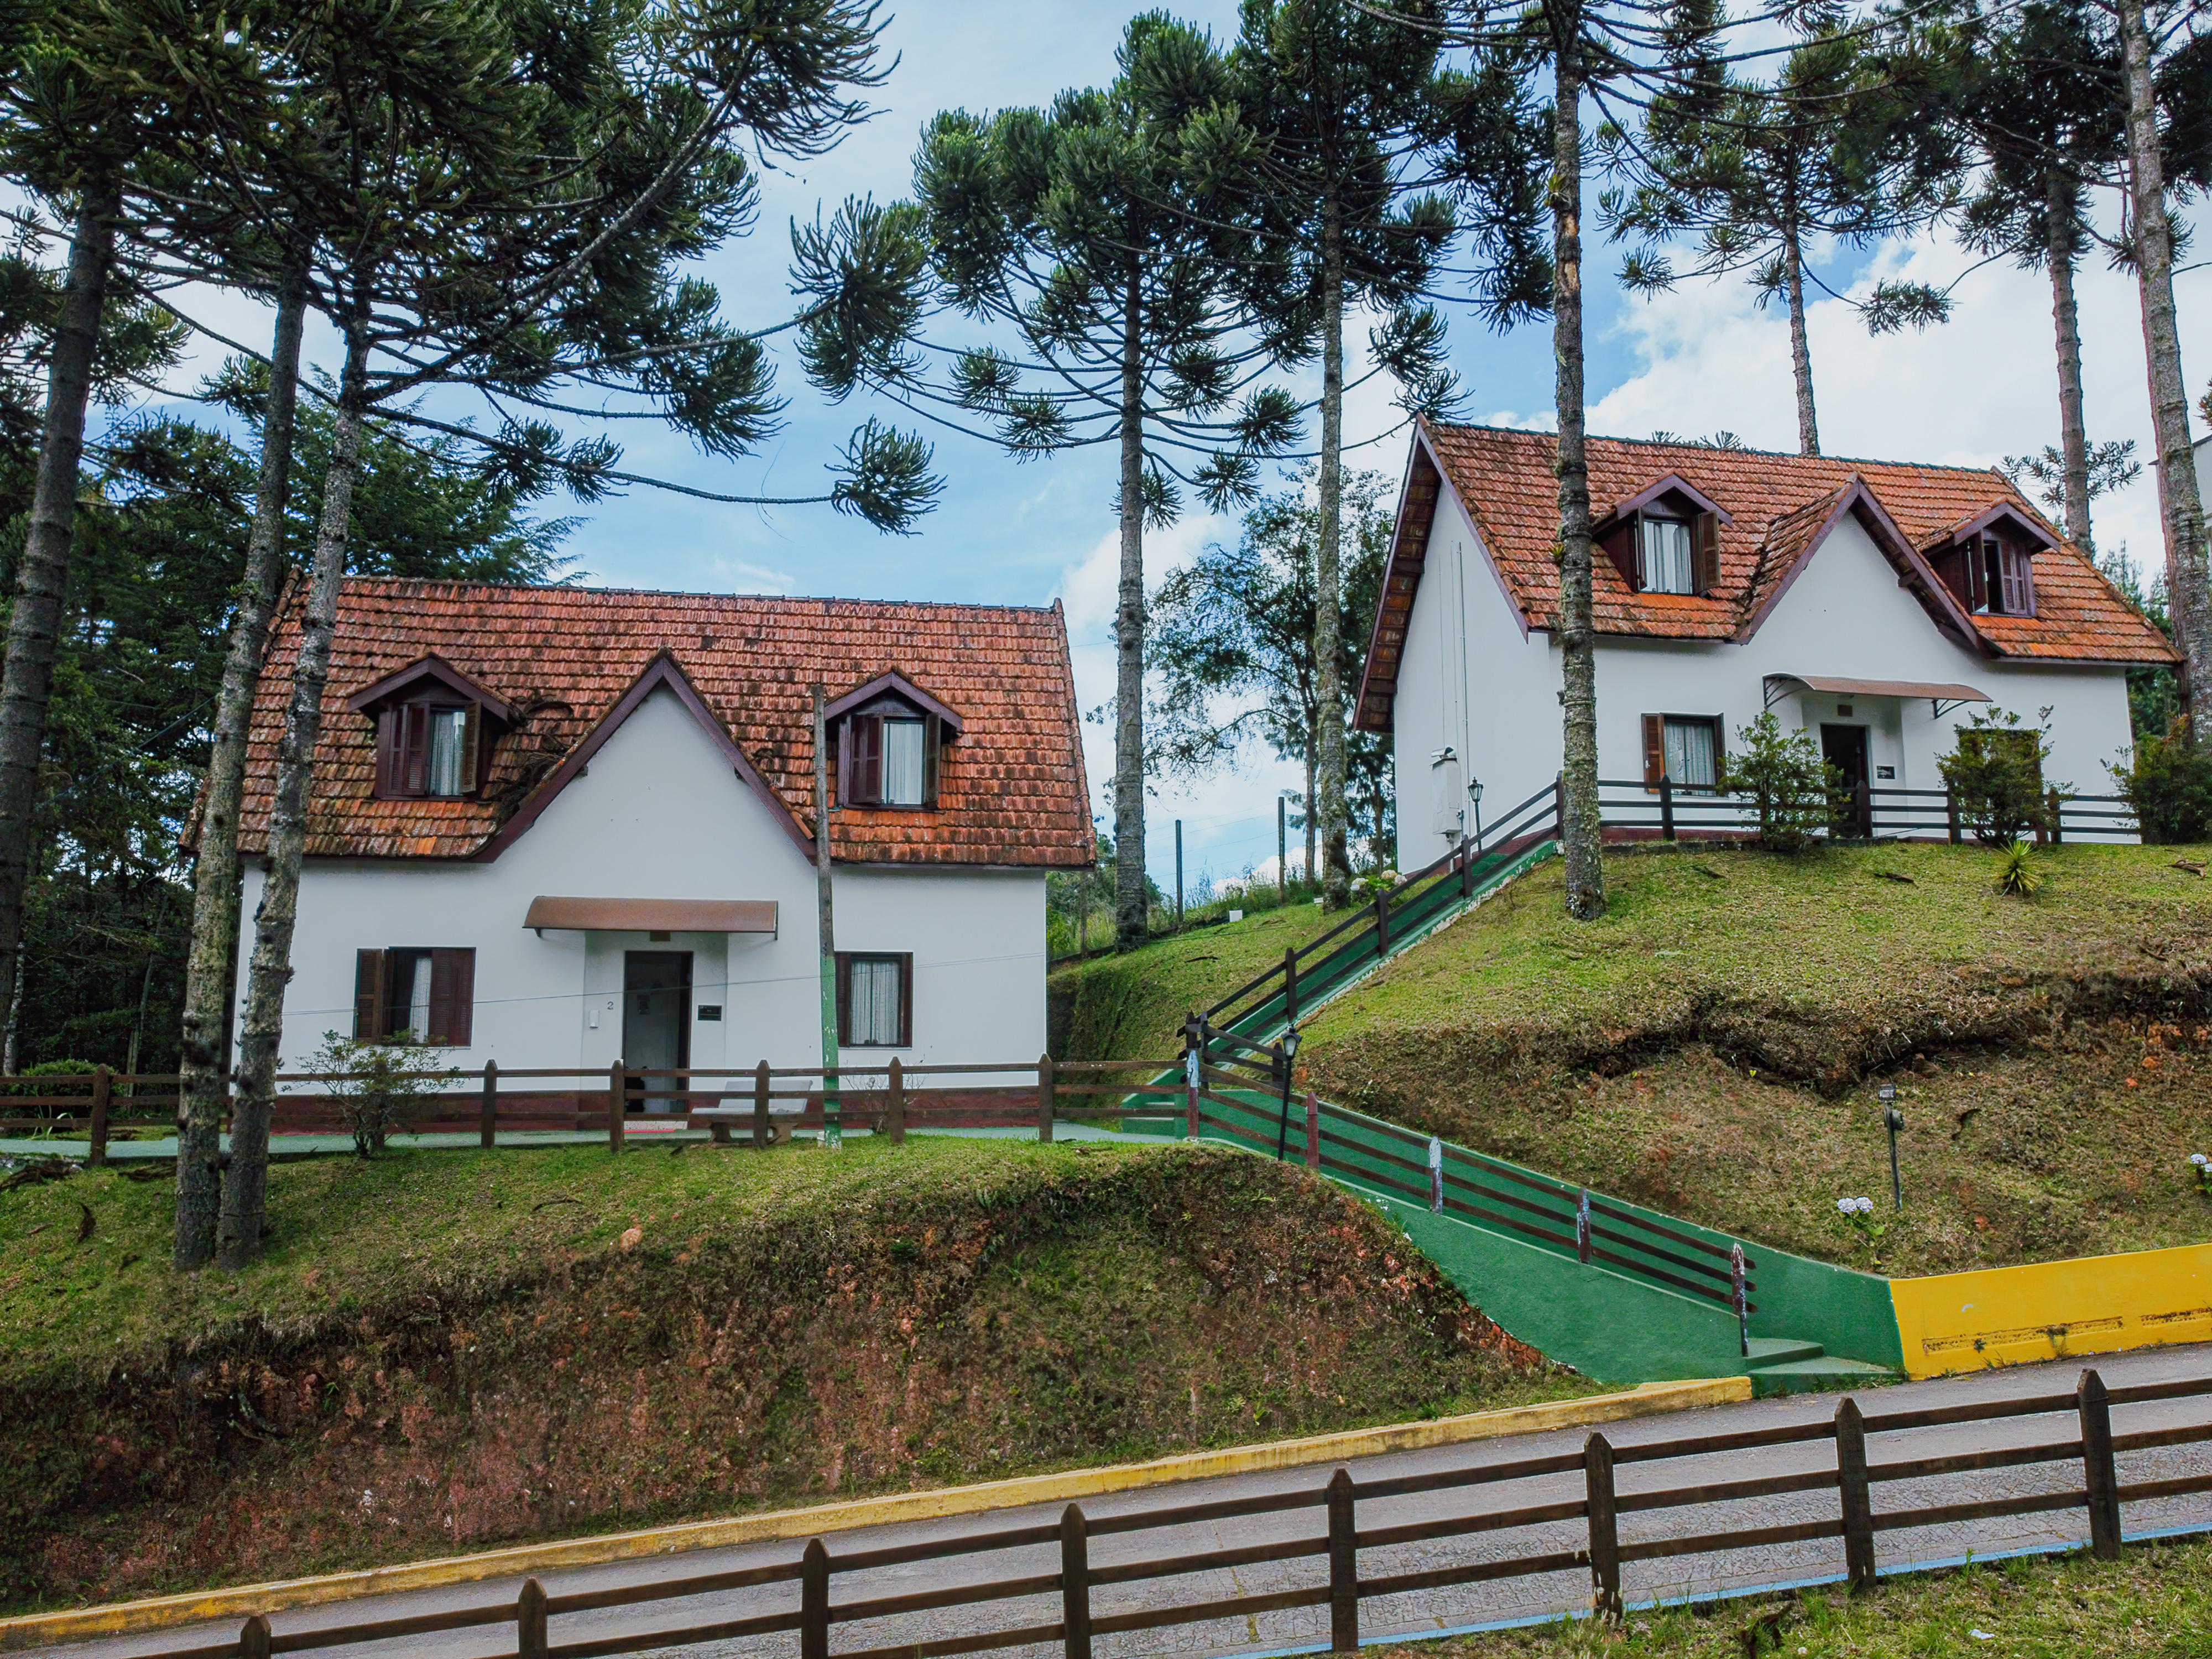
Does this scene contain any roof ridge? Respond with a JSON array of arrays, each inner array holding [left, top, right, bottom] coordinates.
[[1430, 420, 2023, 482], [330, 575, 1063, 615]]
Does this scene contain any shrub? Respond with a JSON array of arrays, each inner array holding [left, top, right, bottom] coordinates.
[[2110, 718, 2212, 843], [1938, 706, 2058, 847], [1995, 840, 2044, 898], [306, 1032, 460, 1157], [1722, 712, 1837, 852]]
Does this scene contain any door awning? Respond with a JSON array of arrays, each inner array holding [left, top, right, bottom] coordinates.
[[525, 896, 779, 935], [1762, 674, 1991, 716]]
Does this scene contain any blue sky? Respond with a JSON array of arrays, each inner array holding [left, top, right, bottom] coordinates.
[[145, 1, 2211, 895]]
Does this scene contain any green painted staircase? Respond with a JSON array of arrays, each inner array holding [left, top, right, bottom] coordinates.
[[1743, 1337, 1899, 1395]]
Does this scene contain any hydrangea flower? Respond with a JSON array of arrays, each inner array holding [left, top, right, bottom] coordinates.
[[2193, 1153, 2210, 1168]]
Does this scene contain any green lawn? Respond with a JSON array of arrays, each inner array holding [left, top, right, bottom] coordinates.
[[1371, 1537, 2212, 1657]]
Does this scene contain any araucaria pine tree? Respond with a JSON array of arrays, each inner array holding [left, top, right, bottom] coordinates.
[[1228, 0, 1460, 907], [910, 15, 1298, 950]]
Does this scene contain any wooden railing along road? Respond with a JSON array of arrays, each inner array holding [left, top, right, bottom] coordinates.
[[108, 1368, 2212, 1659]]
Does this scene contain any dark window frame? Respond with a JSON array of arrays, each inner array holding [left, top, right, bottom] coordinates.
[[1599, 495, 1722, 597], [837, 696, 943, 810], [373, 695, 489, 800], [834, 950, 913, 1047], [1640, 712, 1726, 792], [353, 946, 476, 1046]]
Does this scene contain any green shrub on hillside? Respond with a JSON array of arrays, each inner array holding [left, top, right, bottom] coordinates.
[[1722, 713, 1835, 852], [1938, 706, 2058, 847], [2111, 718, 2212, 843]]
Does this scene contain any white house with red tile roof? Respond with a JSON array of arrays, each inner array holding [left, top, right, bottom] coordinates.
[[1355, 422, 2177, 855], [228, 580, 1092, 1091]]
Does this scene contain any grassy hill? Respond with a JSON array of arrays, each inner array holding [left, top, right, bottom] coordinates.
[[1056, 841, 2212, 1277], [0, 1138, 1576, 1610]]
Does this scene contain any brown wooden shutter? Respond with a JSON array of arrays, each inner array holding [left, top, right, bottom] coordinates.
[[854, 714, 883, 804], [922, 716, 941, 806], [1709, 716, 1728, 787], [2000, 545, 2034, 615], [459, 705, 481, 795], [375, 710, 398, 797], [425, 948, 473, 1046], [833, 951, 852, 1045], [1600, 518, 1640, 591], [400, 705, 430, 795], [898, 952, 914, 1046], [1642, 714, 1665, 791], [1964, 540, 1989, 612], [354, 949, 387, 1041], [1691, 513, 1720, 594]]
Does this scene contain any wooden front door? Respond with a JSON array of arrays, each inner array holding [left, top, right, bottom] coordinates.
[[622, 951, 691, 1112], [1822, 724, 1871, 837]]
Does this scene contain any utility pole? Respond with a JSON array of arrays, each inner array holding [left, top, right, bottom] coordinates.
[[812, 685, 840, 1148], [1174, 818, 1184, 932]]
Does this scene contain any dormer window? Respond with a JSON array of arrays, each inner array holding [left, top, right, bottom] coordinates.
[[825, 671, 964, 811], [1932, 508, 2044, 618], [1597, 473, 1729, 597], [345, 654, 515, 802]]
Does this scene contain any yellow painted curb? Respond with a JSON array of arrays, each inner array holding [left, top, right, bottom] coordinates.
[[1891, 1241, 2212, 1379], [0, 1376, 1747, 1651]]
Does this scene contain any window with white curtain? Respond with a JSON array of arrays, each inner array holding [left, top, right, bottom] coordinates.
[[1662, 717, 1719, 789], [882, 719, 927, 806], [1639, 517, 1694, 594], [842, 954, 907, 1046], [425, 707, 468, 796]]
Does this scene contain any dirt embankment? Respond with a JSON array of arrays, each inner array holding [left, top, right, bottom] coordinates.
[[2, 1147, 1554, 1611]]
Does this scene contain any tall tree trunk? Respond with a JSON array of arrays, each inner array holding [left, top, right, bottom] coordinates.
[[1303, 750, 1317, 890], [1551, 25, 1605, 921], [812, 682, 839, 1146], [1113, 271, 1150, 950], [1783, 215, 1820, 458], [2119, 0, 2211, 737], [216, 327, 369, 1272], [1315, 189, 1352, 907], [0, 187, 120, 1043], [2044, 168, 2094, 551], [174, 277, 307, 1270]]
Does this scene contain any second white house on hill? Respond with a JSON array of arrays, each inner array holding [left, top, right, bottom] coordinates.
[[229, 581, 1093, 1092], [1357, 422, 2177, 855]]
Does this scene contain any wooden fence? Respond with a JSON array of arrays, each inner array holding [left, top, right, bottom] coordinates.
[[117, 1367, 2212, 1659], [1594, 778, 2136, 846], [0, 1058, 1188, 1161]]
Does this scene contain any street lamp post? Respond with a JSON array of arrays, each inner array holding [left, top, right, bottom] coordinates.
[[1467, 778, 1485, 852], [1274, 1025, 1302, 1162], [1880, 1081, 1905, 1211]]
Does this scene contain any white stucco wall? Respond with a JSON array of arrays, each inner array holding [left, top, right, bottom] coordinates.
[[237, 683, 1048, 1088], [1389, 479, 2140, 847]]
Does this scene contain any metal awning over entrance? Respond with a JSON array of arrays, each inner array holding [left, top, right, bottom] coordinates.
[[1762, 674, 1992, 718], [524, 896, 779, 935]]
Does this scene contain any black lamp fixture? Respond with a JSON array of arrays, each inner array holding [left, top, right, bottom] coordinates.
[[1467, 778, 1485, 849], [1879, 1081, 1905, 1211], [1274, 1024, 1303, 1161]]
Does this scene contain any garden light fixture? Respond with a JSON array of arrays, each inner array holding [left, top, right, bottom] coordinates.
[[1274, 1025, 1302, 1162], [1467, 778, 1484, 849], [1879, 1082, 1905, 1211]]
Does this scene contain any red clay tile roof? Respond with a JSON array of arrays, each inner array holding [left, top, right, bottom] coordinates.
[[237, 579, 1094, 867], [1445, 422, 2173, 655]]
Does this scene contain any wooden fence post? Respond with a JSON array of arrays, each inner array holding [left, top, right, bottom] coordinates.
[[238, 1614, 271, 1659], [2048, 787, 2066, 847], [1945, 785, 1962, 845], [1836, 1397, 1876, 1590], [1284, 949, 1300, 1027], [1460, 836, 1474, 898], [1327, 1467, 1358, 1653], [801, 1538, 830, 1659], [753, 1060, 770, 1149], [88, 1065, 110, 1168], [517, 1578, 548, 1659], [1374, 891, 1390, 957], [1585, 1432, 1622, 1624], [1183, 1020, 1200, 1140], [2078, 1368, 2121, 1559], [607, 1062, 624, 1154], [1060, 1503, 1091, 1659], [480, 1061, 498, 1150], [1304, 1091, 1320, 1172], [1038, 1052, 1056, 1143], [887, 1056, 906, 1145], [1659, 775, 1676, 842], [1553, 772, 1566, 836]]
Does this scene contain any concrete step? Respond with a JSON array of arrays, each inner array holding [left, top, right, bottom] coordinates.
[[1743, 1336, 1827, 1368], [1746, 1353, 1902, 1398]]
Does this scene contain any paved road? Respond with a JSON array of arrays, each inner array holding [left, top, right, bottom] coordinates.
[[30, 1344, 2212, 1659]]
